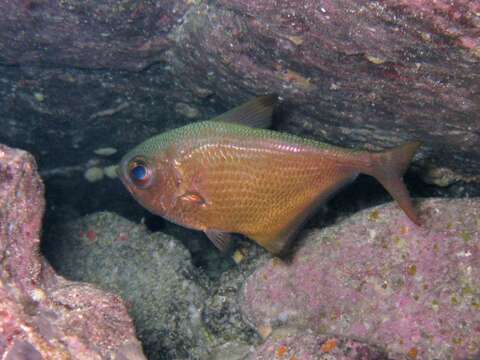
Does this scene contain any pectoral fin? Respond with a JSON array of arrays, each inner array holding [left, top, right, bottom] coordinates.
[[179, 192, 207, 206], [205, 230, 235, 253], [173, 164, 208, 208], [211, 95, 277, 128]]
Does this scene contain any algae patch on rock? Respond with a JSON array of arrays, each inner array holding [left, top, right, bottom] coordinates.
[[43, 212, 211, 360]]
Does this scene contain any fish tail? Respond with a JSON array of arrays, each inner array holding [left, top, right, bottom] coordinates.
[[364, 141, 422, 225]]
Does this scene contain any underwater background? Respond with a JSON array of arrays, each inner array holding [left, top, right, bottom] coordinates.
[[0, 1, 479, 359]]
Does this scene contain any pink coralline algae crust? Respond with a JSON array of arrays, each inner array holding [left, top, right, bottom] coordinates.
[[0, 0, 479, 188], [175, 0, 480, 179], [385, 0, 480, 47], [0, 144, 146, 359], [241, 199, 480, 360], [248, 328, 409, 360]]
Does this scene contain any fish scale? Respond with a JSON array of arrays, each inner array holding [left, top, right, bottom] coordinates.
[[118, 96, 421, 255], [165, 127, 357, 252]]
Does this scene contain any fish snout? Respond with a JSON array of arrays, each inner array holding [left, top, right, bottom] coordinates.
[[116, 158, 128, 183], [117, 156, 135, 192]]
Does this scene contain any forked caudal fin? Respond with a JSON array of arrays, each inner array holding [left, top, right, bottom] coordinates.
[[363, 141, 422, 225]]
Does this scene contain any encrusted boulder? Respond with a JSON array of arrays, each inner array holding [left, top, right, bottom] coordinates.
[[0, 144, 146, 359], [43, 211, 212, 360], [241, 198, 480, 359], [247, 327, 409, 360], [0, 0, 479, 192]]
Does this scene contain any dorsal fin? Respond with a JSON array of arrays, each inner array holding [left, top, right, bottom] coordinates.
[[211, 95, 277, 128]]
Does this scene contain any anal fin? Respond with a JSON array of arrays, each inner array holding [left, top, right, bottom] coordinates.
[[249, 173, 358, 256]]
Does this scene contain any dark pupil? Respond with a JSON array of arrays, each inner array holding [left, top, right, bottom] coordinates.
[[131, 165, 147, 181]]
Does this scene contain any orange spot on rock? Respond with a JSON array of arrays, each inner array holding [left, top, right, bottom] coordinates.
[[320, 338, 337, 353], [286, 35, 304, 45], [282, 69, 312, 89], [406, 264, 417, 276], [400, 225, 410, 235], [275, 345, 287, 358], [368, 209, 380, 221], [407, 347, 418, 359], [272, 258, 282, 266], [275, 64, 312, 90], [86, 230, 97, 241]]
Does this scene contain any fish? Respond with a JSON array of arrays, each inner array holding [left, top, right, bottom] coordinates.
[[118, 95, 421, 255]]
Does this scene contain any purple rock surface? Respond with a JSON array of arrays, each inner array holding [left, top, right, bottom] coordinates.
[[241, 199, 480, 360], [174, 0, 480, 179], [0, 144, 145, 359], [0, 0, 190, 70], [248, 327, 408, 360], [0, 0, 479, 189]]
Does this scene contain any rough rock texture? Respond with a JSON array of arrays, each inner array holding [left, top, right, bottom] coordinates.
[[0, 0, 190, 71], [43, 211, 211, 360], [201, 242, 270, 360], [0, 0, 479, 202], [0, 144, 146, 359], [43, 214, 278, 360], [173, 0, 480, 182], [241, 198, 480, 360], [247, 327, 409, 360]]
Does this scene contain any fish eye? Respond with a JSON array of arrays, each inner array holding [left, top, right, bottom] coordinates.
[[127, 158, 153, 188], [131, 164, 147, 180]]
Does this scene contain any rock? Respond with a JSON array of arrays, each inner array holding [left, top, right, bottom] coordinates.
[[0, 1, 479, 222], [0, 0, 192, 71], [241, 198, 480, 360], [83, 166, 104, 182], [247, 327, 409, 360], [0, 144, 146, 359], [164, 0, 480, 181], [201, 242, 271, 359], [175, 102, 201, 119], [43, 211, 212, 360], [94, 147, 118, 156], [103, 164, 119, 179]]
